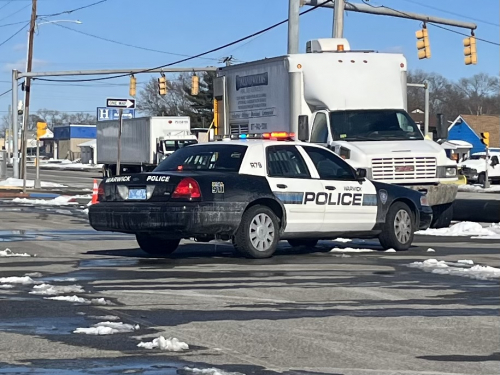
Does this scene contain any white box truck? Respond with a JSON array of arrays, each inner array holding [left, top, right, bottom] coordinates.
[[97, 116, 197, 177], [214, 38, 459, 228]]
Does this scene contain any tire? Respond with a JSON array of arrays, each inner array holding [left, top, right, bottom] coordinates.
[[430, 203, 453, 229], [233, 205, 279, 259], [379, 202, 415, 251], [288, 239, 318, 248], [478, 173, 486, 185], [136, 234, 180, 256]]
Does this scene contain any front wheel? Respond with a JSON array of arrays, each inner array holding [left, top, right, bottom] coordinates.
[[136, 234, 180, 256], [233, 205, 279, 259], [379, 202, 414, 251]]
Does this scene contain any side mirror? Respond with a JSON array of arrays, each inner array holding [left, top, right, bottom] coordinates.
[[298, 115, 309, 142], [356, 168, 367, 180]]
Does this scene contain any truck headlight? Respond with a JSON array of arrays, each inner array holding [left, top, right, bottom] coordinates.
[[437, 166, 457, 178]]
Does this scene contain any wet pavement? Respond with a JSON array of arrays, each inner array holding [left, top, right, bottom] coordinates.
[[0, 203, 499, 375]]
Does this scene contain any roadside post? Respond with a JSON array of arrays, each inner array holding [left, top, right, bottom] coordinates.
[[105, 98, 135, 177], [480, 132, 490, 189], [35, 121, 47, 189], [0, 150, 6, 179]]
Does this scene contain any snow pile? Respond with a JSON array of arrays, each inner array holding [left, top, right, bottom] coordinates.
[[416, 221, 498, 237], [330, 247, 375, 253], [332, 238, 352, 243], [82, 208, 89, 215], [13, 196, 79, 206], [88, 315, 120, 321], [0, 284, 14, 289], [41, 162, 103, 171], [183, 367, 244, 375], [30, 283, 84, 295], [25, 272, 42, 277], [0, 276, 35, 285], [0, 178, 66, 188], [427, 248, 436, 252], [0, 248, 32, 257], [74, 321, 139, 335], [408, 258, 500, 280], [90, 297, 114, 305], [45, 295, 88, 304], [458, 184, 500, 193], [457, 259, 474, 265], [384, 249, 396, 252], [137, 336, 189, 351]]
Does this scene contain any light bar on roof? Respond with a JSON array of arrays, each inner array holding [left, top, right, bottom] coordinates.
[[229, 132, 295, 140]]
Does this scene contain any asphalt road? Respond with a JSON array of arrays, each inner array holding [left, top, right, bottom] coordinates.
[[0, 205, 498, 375], [5, 166, 102, 189]]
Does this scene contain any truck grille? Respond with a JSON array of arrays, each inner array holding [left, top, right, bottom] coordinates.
[[371, 157, 437, 181]]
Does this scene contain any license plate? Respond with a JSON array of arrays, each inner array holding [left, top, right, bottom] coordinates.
[[128, 188, 147, 200]]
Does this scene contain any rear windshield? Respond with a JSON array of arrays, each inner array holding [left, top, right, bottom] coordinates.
[[154, 144, 247, 172]]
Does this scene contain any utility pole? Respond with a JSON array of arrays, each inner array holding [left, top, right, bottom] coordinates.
[[287, 0, 300, 54], [11, 70, 19, 178], [333, 0, 345, 38], [116, 108, 123, 176], [21, 0, 37, 192]]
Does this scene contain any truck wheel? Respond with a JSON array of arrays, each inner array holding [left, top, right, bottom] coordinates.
[[430, 203, 453, 229], [379, 202, 414, 251], [478, 173, 486, 185], [136, 234, 180, 256], [288, 239, 318, 248], [233, 205, 279, 259]]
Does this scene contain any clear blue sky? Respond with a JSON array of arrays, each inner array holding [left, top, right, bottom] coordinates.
[[0, 0, 498, 118]]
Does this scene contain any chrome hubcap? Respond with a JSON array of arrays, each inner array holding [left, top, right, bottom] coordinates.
[[394, 209, 412, 244], [249, 213, 275, 252]]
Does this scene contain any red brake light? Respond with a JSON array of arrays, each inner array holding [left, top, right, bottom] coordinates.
[[97, 184, 105, 201], [171, 178, 201, 200]]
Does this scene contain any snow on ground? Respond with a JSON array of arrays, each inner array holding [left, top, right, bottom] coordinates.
[[0, 284, 14, 289], [88, 315, 120, 321], [74, 321, 139, 335], [458, 184, 500, 193], [0, 248, 32, 257], [29, 283, 84, 295], [330, 247, 375, 253], [408, 259, 500, 281], [82, 208, 89, 215], [427, 248, 436, 252], [332, 238, 352, 243], [40, 161, 103, 171], [183, 367, 245, 375], [416, 221, 500, 238], [0, 178, 66, 188], [91, 297, 114, 305], [137, 336, 189, 351], [25, 272, 42, 277], [13, 194, 92, 207], [0, 276, 35, 285], [45, 295, 89, 304]]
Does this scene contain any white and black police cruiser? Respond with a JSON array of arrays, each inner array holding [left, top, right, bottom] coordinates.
[[89, 131, 433, 259]]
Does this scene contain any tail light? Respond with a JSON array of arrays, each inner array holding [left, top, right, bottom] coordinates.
[[97, 184, 105, 201], [171, 178, 201, 200]]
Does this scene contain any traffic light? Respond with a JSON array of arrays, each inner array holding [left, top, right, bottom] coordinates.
[[158, 74, 167, 96], [416, 26, 431, 59], [36, 122, 47, 140], [480, 132, 490, 147], [463, 35, 477, 65], [191, 74, 199, 96], [129, 75, 136, 97]]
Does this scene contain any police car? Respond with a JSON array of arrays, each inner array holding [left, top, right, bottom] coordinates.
[[89, 132, 433, 259]]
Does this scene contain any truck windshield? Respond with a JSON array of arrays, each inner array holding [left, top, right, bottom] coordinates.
[[154, 144, 247, 172], [163, 139, 198, 152], [329, 110, 424, 141]]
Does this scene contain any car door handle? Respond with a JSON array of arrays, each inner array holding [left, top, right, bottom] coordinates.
[[276, 184, 287, 189], [325, 186, 336, 190]]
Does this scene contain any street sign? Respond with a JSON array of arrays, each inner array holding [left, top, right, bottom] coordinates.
[[97, 107, 136, 122], [106, 98, 136, 108]]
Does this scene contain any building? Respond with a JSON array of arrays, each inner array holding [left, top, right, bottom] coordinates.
[[78, 139, 97, 165], [53, 124, 96, 161], [448, 114, 500, 154]]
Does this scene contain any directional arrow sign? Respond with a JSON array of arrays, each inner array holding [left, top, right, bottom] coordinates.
[[106, 98, 136, 109]]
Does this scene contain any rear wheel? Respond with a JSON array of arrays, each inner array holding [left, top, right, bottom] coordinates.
[[288, 239, 318, 248], [379, 202, 414, 251], [478, 173, 486, 185], [233, 205, 279, 259], [136, 234, 180, 256]]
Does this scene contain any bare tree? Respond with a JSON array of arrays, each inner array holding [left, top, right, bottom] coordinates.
[[455, 73, 499, 115], [137, 75, 191, 116]]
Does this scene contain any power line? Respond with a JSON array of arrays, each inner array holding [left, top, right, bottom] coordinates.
[[359, 0, 500, 46], [0, 19, 30, 28], [34, 0, 332, 84], [0, 0, 14, 11], [53, 23, 220, 62], [0, 2, 29, 22], [37, 0, 108, 17], [395, 0, 499, 27], [0, 21, 29, 48]]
